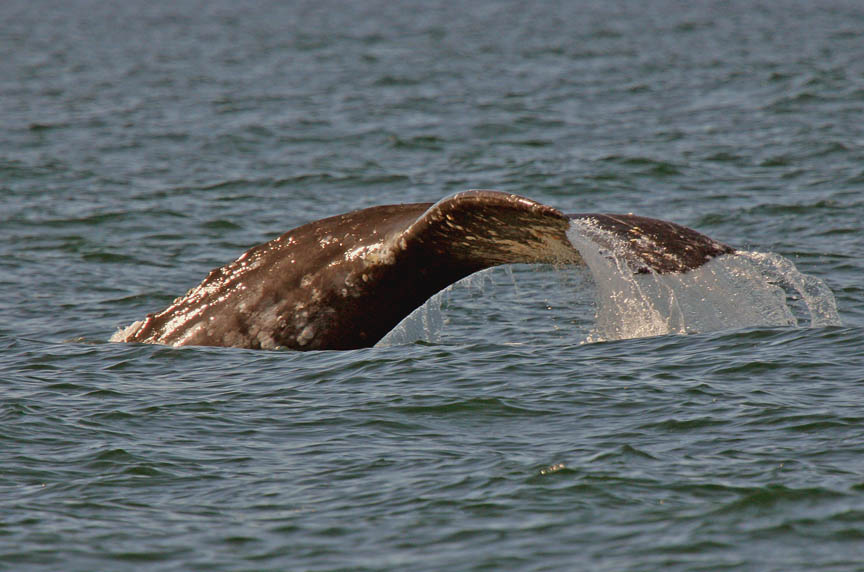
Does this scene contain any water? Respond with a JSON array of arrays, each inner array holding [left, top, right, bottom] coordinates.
[[2, 1, 864, 570]]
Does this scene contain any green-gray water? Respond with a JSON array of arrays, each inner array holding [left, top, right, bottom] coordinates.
[[2, 1, 864, 570]]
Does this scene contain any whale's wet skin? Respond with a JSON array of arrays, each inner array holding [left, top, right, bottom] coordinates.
[[113, 190, 838, 350]]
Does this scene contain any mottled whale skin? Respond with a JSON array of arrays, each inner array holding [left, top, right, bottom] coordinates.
[[113, 190, 732, 350]]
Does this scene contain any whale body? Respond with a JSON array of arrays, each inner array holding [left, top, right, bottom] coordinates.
[[112, 190, 733, 350]]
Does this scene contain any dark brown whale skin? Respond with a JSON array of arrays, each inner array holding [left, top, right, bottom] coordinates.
[[114, 191, 733, 350]]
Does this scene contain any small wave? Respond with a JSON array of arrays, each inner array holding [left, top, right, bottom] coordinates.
[[387, 134, 446, 151], [599, 154, 685, 177]]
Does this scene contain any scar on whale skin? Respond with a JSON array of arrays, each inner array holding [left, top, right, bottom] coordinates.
[[112, 190, 733, 350]]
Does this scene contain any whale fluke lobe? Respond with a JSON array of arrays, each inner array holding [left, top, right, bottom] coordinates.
[[113, 190, 734, 350], [567, 213, 734, 275]]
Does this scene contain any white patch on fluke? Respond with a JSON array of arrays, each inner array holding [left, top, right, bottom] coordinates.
[[342, 240, 394, 265]]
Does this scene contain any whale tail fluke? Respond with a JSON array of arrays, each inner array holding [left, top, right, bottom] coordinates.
[[567, 212, 734, 275], [113, 190, 735, 350]]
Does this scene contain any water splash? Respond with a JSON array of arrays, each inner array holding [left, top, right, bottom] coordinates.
[[567, 219, 841, 343], [739, 251, 842, 328]]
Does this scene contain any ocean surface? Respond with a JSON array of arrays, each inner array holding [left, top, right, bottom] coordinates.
[[2, 1, 864, 570]]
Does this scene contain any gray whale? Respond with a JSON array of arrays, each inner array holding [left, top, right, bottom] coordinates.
[[113, 190, 733, 350]]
